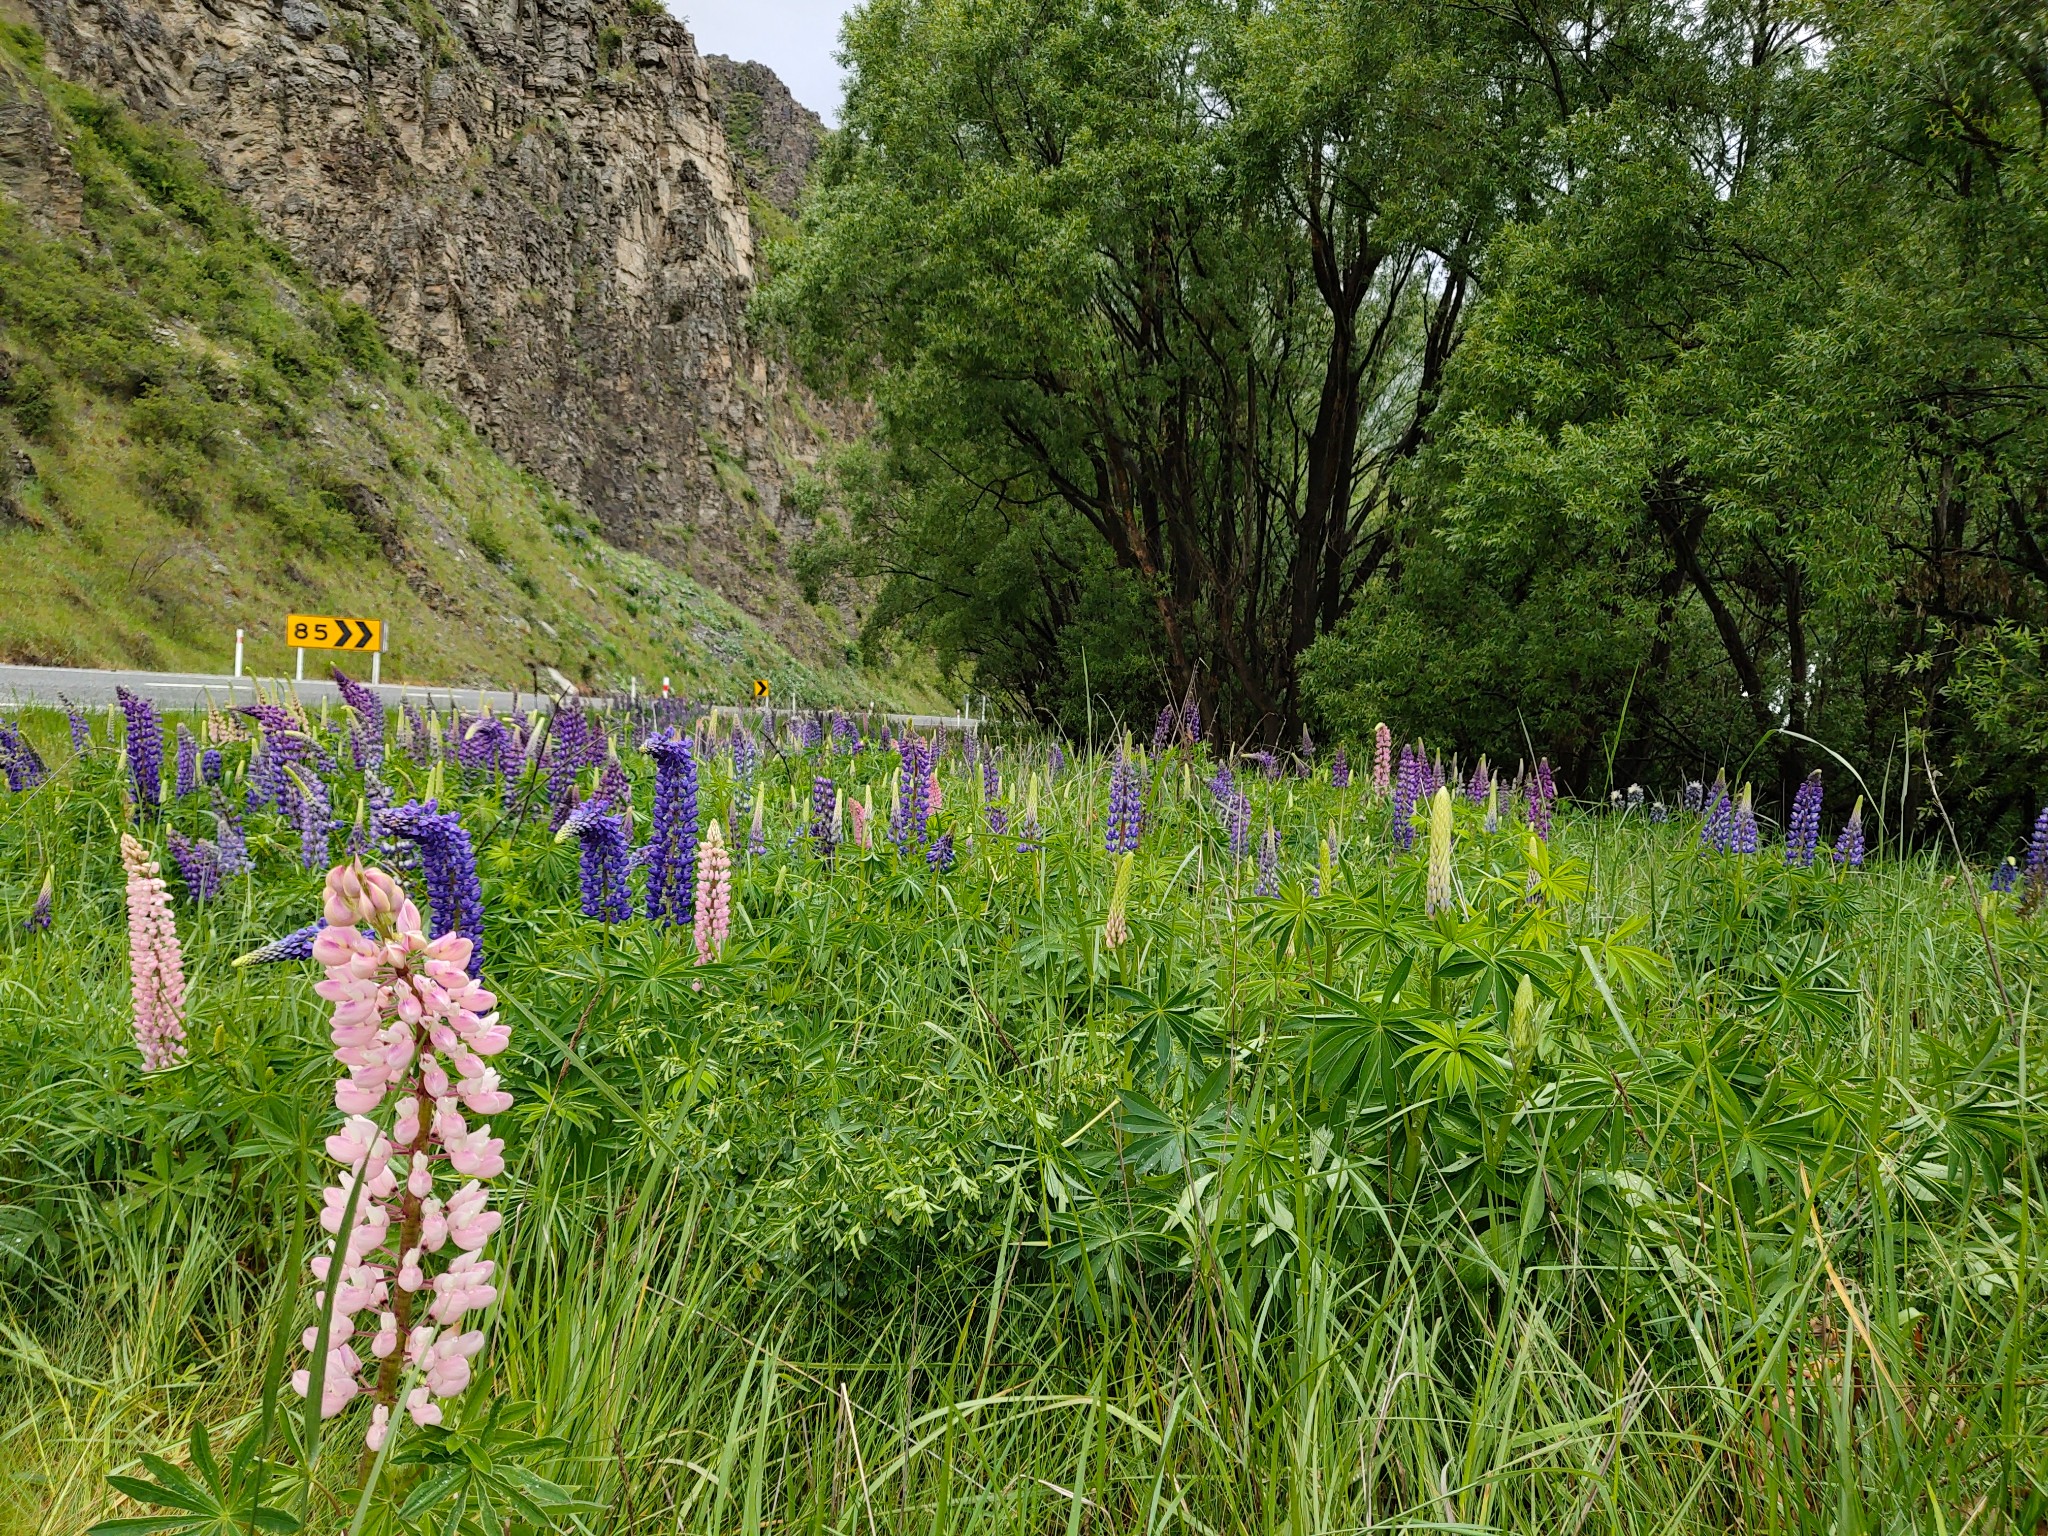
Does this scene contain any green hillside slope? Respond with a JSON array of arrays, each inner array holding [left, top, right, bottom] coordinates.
[[0, 19, 928, 705]]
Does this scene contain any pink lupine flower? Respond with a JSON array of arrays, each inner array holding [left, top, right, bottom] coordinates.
[[693, 818, 732, 966], [294, 859, 513, 1443], [849, 795, 871, 850], [1372, 724, 1393, 796], [120, 834, 189, 1071]]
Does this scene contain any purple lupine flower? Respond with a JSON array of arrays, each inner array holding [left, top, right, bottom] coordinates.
[[1208, 762, 1234, 811], [61, 698, 90, 755], [1227, 788, 1251, 862], [1991, 858, 2021, 894], [1681, 779, 1705, 814], [1648, 799, 1670, 824], [280, 757, 332, 869], [982, 752, 999, 801], [547, 709, 590, 815], [798, 715, 824, 751], [116, 688, 163, 811], [1784, 771, 1823, 867], [891, 736, 932, 849], [166, 829, 222, 904], [987, 802, 1009, 835], [812, 776, 838, 861], [383, 799, 486, 972], [731, 726, 759, 782], [1525, 772, 1553, 842], [1392, 746, 1421, 851], [927, 830, 956, 873], [832, 712, 860, 754], [1626, 784, 1644, 813], [1833, 801, 1866, 868], [1048, 743, 1065, 779], [1254, 825, 1280, 897], [331, 667, 385, 771], [1535, 758, 1555, 806], [1152, 706, 1173, 754], [238, 919, 325, 964], [1701, 777, 1733, 851], [0, 719, 47, 791], [1331, 747, 1350, 789], [403, 703, 432, 763], [641, 732, 700, 927], [211, 793, 251, 877], [1185, 700, 1201, 745], [563, 798, 632, 922], [1731, 788, 1760, 855], [2022, 804, 2048, 900], [1249, 749, 1279, 781], [25, 870, 52, 932], [172, 726, 199, 797], [201, 747, 222, 786], [1466, 759, 1489, 805], [1105, 755, 1143, 854]]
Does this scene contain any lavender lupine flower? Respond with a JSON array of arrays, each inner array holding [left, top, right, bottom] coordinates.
[[1249, 750, 1279, 781], [382, 801, 486, 973], [641, 733, 700, 927], [1784, 771, 1823, 867], [202, 747, 223, 787], [212, 793, 252, 877], [1701, 776, 1733, 851], [0, 719, 47, 791], [1185, 700, 1201, 745], [62, 698, 90, 755], [1392, 746, 1421, 851], [1372, 724, 1392, 795], [2022, 804, 2048, 901], [731, 726, 760, 782], [1048, 742, 1065, 779], [561, 799, 632, 922], [987, 801, 1009, 834], [1535, 758, 1555, 807], [1524, 774, 1553, 842], [116, 687, 164, 811], [332, 668, 386, 772], [812, 776, 838, 861], [891, 737, 933, 849], [1208, 762, 1234, 813], [172, 725, 199, 798], [982, 752, 999, 801], [927, 829, 956, 873], [291, 762, 334, 870], [1681, 779, 1706, 814], [1466, 758, 1489, 806], [1105, 755, 1144, 855], [1254, 825, 1280, 897], [1731, 786, 1760, 855], [1991, 858, 2021, 894], [403, 703, 432, 763], [1227, 789, 1251, 863], [25, 868, 53, 931], [166, 828, 223, 904], [1332, 747, 1350, 789], [1152, 706, 1173, 754]]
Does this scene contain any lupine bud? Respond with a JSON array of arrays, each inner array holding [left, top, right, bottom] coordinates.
[[1425, 787, 1454, 915], [1834, 796, 1866, 869]]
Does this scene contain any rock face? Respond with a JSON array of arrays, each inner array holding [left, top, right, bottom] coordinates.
[[26, 0, 826, 619], [703, 54, 823, 218]]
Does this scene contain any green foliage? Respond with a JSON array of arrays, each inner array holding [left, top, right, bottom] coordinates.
[[3, 706, 2045, 1530]]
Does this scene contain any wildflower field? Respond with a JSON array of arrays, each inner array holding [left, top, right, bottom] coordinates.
[[1, 691, 2045, 1535]]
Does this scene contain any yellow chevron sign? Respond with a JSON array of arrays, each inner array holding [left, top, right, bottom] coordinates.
[[753, 679, 771, 698], [286, 613, 383, 652]]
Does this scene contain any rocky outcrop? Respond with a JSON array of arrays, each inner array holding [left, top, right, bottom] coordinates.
[[704, 54, 823, 218], [24, 0, 844, 647]]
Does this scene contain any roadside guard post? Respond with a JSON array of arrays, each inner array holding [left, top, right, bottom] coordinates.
[[286, 613, 385, 685]]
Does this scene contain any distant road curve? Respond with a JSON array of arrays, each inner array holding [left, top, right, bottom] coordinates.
[[0, 664, 981, 730]]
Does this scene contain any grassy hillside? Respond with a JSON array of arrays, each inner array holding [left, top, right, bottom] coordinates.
[[0, 18, 935, 706]]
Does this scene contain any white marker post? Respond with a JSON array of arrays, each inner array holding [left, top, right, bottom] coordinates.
[[233, 629, 244, 680], [295, 646, 305, 682]]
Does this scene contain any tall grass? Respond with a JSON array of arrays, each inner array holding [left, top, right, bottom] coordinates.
[[0, 706, 2042, 1533]]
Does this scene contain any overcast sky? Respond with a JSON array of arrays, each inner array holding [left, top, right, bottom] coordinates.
[[676, 1, 855, 125]]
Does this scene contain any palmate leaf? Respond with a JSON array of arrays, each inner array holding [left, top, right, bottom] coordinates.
[[1293, 960, 1421, 1099], [1737, 935, 1858, 1040], [1110, 973, 1218, 1084]]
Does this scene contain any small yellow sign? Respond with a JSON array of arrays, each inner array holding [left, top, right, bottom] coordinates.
[[287, 613, 383, 652], [752, 678, 771, 699]]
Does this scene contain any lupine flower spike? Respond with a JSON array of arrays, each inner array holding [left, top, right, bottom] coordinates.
[[120, 834, 187, 1070], [1331, 747, 1350, 789], [2024, 804, 2048, 907], [1103, 851, 1135, 950], [1483, 779, 1499, 835], [25, 866, 53, 932], [1731, 785, 1760, 855], [1833, 796, 1866, 868], [1372, 724, 1393, 795], [694, 819, 732, 965], [1425, 787, 1454, 916], [299, 862, 510, 1445], [1785, 771, 1823, 866]]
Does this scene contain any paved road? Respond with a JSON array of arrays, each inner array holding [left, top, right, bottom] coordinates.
[[0, 663, 983, 730]]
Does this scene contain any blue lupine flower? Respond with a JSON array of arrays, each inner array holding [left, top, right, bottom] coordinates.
[[289, 762, 333, 870], [1105, 755, 1143, 854], [1784, 771, 1823, 867], [982, 752, 999, 801], [1254, 825, 1279, 896], [0, 718, 47, 792], [563, 798, 632, 922], [1833, 801, 1865, 868], [331, 668, 385, 772], [237, 919, 326, 964], [1681, 779, 1705, 814], [116, 688, 163, 811], [211, 792, 252, 877], [891, 737, 932, 849], [1228, 789, 1251, 862], [1467, 760, 1490, 805], [1991, 858, 2020, 894], [1700, 776, 1732, 851], [1151, 706, 1173, 754], [813, 776, 838, 860], [1184, 701, 1201, 745], [384, 800, 485, 972], [2023, 804, 2048, 902], [201, 747, 222, 786], [927, 830, 956, 873], [173, 726, 199, 797], [641, 732, 701, 927], [61, 697, 90, 755], [167, 829, 222, 903], [1392, 746, 1421, 851], [1331, 747, 1350, 789], [1731, 788, 1760, 855], [25, 876, 52, 932]]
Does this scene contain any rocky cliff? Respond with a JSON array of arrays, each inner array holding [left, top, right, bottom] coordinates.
[[22, 0, 844, 656], [703, 53, 823, 219]]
